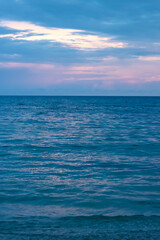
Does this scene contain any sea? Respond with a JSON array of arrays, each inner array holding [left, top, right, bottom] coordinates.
[[0, 96, 160, 239]]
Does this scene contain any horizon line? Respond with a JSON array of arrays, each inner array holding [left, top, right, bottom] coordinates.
[[0, 95, 160, 97]]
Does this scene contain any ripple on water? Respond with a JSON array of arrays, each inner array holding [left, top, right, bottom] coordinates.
[[0, 96, 160, 239]]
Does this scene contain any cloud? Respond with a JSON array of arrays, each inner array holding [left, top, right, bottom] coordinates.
[[1, 57, 160, 85], [138, 56, 160, 61], [0, 61, 54, 69], [0, 20, 127, 51], [0, 53, 20, 58], [1, 58, 160, 96]]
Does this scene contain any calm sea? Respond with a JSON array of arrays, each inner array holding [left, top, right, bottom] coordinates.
[[0, 96, 160, 239]]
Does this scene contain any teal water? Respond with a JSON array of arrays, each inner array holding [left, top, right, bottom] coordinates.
[[0, 96, 160, 239]]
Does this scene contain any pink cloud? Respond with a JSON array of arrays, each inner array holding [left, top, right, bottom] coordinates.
[[138, 56, 160, 61], [1, 58, 160, 89], [0, 62, 55, 70]]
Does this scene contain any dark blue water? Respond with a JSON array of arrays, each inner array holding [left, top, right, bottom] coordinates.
[[0, 96, 160, 239]]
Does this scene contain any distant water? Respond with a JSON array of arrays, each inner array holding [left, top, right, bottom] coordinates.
[[0, 96, 160, 239]]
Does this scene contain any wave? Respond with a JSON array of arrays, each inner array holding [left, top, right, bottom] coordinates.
[[0, 215, 160, 240]]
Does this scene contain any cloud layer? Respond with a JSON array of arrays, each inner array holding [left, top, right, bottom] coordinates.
[[0, 0, 160, 95], [0, 20, 126, 51]]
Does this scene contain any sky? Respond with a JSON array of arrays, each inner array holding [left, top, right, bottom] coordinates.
[[0, 0, 160, 95]]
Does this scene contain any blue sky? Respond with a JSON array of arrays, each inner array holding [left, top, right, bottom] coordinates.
[[0, 0, 160, 95]]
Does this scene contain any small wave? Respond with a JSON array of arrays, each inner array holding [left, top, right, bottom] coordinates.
[[18, 103, 25, 106], [0, 215, 159, 240]]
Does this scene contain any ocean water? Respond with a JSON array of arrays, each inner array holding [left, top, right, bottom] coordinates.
[[0, 96, 160, 239]]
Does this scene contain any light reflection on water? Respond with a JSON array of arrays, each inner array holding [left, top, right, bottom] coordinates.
[[0, 96, 160, 239]]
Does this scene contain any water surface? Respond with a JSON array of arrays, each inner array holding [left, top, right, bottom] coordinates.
[[0, 96, 160, 239]]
